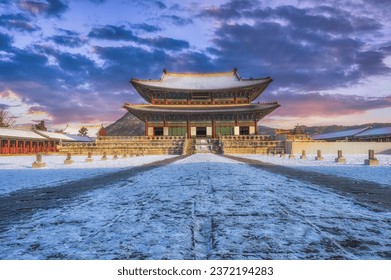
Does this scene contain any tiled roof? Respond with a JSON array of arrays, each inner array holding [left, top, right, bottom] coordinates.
[[131, 70, 271, 90], [65, 134, 93, 142], [0, 127, 93, 142], [355, 126, 391, 137], [0, 127, 47, 140], [35, 130, 77, 141], [124, 103, 280, 114], [312, 127, 369, 140]]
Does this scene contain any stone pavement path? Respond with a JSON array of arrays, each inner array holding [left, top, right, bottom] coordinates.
[[223, 155, 391, 211], [0, 154, 390, 259], [0, 155, 188, 232]]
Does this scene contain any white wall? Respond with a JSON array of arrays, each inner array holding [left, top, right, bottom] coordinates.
[[287, 141, 391, 155]]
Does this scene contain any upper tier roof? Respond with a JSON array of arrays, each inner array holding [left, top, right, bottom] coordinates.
[[131, 69, 272, 91]]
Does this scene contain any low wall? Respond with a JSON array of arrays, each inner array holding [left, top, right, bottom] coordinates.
[[287, 141, 391, 155]]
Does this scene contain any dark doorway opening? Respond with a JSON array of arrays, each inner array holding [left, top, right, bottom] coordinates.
[[239, 126, 250, 135], [196, 127, 207, 137], [154, 127, 164, 136]]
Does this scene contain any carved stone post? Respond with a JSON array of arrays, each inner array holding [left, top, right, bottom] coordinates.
[[315, 149, 323, 161], [300, 150, 307, 159], [32, 153, 46, 168], [64, 152, 74, 164], [335, 150, 346, 163], [364, 149, 379, 166], [101, 151, 107, 161], [122, 150, 127, 158], [85, 151, 93, 162]]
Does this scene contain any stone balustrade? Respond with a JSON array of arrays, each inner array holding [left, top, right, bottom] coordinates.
[[59, 136, 186, 155], [220, 135, 284, 154]]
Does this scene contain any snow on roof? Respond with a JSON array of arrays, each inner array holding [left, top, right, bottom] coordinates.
[[0, 127, 47, 140], [355, 126, 391, 137], [35, 130, 78, 141], [124, 103, 279, 114], [132, 70, 271, 90], [312, 127, 369, 140], [65, 134, 93, 142]]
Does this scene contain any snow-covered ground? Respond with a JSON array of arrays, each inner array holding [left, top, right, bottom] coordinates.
[[0, 154, 176, 196], [239, 154, 391, 187], [0, 154, 390, 260]]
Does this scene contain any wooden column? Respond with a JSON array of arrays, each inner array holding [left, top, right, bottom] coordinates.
[[187, 119, 191, 139], [212, 119, 216, 138], [254, 120, 258, 135], [16, 140, 19, 154], [145, 120, 149, 136], [7, 139, 10, 154]]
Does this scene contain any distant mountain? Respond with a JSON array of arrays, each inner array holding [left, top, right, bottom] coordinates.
[[105, 112, 144, 136], [106, 112, 391, 137], [259, 123, 391, 136]]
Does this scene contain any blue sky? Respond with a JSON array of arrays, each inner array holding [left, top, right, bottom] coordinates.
[[0, 0, 390, 129]]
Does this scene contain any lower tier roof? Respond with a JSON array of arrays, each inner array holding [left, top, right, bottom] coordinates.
[[123, 103, 280, 122]]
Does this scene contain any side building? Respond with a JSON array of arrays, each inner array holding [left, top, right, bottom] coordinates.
[[124, 69, 280, 138]]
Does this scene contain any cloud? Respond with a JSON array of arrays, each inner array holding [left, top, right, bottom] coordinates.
[[89, 0, 106, 4], [261, 92, 391, 117], [199, 0, 257, 20], [0, 32, 12, 49], [161, 15, 193, 26], [0, 104, 10, 110], [18, 0, 68, 18], [154, 1, 167, 9], [0, 13, 39, 32], [143, 37, 190, 51], [88, 24, 190, 51], [88, 25, 138, 41], [198, 2, 390, 91], [131, 23, 162, 33], [50, 29, 87, 48]]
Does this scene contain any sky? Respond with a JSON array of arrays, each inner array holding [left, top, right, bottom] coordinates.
[[0, 0, 390, 130]]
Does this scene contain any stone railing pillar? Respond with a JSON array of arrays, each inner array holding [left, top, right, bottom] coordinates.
[[315, 149, 324, 161], [64, 152, 74, 164], [335, 150, 346, 163], [32, 153, 46, 168], [300, 150, 307, 160], [364, 149, 379, 166], [85, 151, 93, 162]]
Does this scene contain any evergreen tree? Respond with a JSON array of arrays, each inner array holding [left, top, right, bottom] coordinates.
[[78, 126, 88, 136], [35, 120, 47, 131]]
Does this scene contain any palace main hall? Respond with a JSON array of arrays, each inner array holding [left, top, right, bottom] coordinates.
[[124, 69, 280, 138]]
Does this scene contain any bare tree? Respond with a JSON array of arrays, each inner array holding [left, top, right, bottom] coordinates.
[[0, 108, 15, 127]]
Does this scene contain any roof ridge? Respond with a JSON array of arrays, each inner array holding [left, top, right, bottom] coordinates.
[[163, 70, 235, 78]]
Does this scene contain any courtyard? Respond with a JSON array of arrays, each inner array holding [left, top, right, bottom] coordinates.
[[0, 154, 390, 259]]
